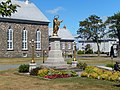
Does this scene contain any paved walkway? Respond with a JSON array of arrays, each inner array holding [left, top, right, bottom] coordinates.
[[96, 66, 113, 71], [0, 62, 41, 71], [0, 64, 20, 71]]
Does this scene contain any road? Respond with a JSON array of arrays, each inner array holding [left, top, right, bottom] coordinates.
[[0, 62, 41, 71]]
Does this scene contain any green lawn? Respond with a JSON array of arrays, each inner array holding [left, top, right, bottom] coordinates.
[[52, 77, 120, 90], [0, 55, 119, 65], [0, 57, 47, 64], [0, 56, 120, 90], [0, 69, 120, 90], [66, 56, 119, 65]]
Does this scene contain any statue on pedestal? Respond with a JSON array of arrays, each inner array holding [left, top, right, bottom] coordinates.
[[41, 15, 68, 68], [53, 15, 63, 36]]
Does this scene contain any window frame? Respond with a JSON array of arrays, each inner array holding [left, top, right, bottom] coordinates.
[[36, 29, 41, 50], [22, 29, 28, 50], [62, 43, 65, 50], [7, 28, 13, 50], [68, 43, 71, 49]]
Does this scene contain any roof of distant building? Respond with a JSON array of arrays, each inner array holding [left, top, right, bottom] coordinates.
[[0, 0, 49, 22], [49, 26, 75, 41]]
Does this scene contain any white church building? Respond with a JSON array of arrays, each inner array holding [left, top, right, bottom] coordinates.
[[77, 38, 118, 56]]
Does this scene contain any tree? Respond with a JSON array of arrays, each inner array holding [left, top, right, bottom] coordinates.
[[105, 12, 120, 57], [0, 0, 18, 17], [85, 44, 93, 54], [77, 15, 105, 56]]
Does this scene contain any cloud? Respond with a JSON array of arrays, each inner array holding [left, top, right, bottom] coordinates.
[[46, 7, 64, 14], [101, 16, 108, 22]]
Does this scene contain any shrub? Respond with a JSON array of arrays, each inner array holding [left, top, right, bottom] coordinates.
[[81, 72, 88, 77], [30, 67, 42, 76], [85, 49, 93, 54], [77, 62, 87, 70], [19, 64, 29, 73], [66, 70, 78, 77], [106, 63, 114, 68], [85, 66, 95, 74], [77, 50, 84, 54], [67, 61, 72, 64]]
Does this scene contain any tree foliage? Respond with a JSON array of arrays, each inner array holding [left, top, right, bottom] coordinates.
[[85, 44, 93, 54], [77, 15, 106, 56], [0, 0, 19, 17], [105, 12, 120, 45]]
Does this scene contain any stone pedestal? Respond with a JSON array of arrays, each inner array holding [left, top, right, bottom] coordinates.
[[72, 61, 78, 67], [29, 63, 37, 72], [42, 36, 68, 68]]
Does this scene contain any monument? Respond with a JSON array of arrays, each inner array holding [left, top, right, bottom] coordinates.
[[42, 15, 68, 68], [29, 39, 37, 72]]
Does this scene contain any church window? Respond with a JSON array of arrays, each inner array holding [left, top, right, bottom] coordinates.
[[22, 29, 28, 50], [68, 43, 71, 49], [36, 30, 41, 50], [7, 28, 13, 50], [62, 43, 65, 49]]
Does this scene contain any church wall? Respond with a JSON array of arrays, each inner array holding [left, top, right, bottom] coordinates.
[[0, 21, 49, 58]]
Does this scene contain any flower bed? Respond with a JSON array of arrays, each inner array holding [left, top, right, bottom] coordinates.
[[81, 66, 120, 81], [30, 68, 78, 79]]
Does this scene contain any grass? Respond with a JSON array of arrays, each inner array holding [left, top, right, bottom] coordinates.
[[0, 69, 120, 90], [0, 57, 47, 64], [0, 55, 120, 90], [0, 54, 118, 65], [66, 55, 119, 65]]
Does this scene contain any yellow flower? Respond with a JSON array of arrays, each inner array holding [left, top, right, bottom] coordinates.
[[100, 74, 109, 80], [81, 72, 88, 77], [109, 75, 119, 81], [90, 73, 98, 79]]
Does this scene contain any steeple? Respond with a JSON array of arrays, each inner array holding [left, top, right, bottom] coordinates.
[[63, 25, 67, 29]]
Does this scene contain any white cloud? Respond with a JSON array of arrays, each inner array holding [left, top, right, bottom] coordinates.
[[46, 7, 64, 14], [101, 16, 108, 22]]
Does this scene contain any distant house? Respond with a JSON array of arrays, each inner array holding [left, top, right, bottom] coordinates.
[[49, 26, 75, 56], [78, 38, 118, 55], [0, 0, 49, 57]]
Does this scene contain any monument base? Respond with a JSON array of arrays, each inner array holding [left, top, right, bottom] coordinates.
[[42, 36, 68, 68], [29, 63, 37, 72], [41, 63, 69, 69], [72, 61, 78, 67]]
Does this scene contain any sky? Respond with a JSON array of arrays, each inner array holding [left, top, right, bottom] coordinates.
[[30, 0, 120, 35]]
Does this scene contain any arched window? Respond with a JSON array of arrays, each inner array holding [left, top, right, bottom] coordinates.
[[22, 29, 28, 50], [36, 30, 41, 50], [7, 28, 13, 50], [68, 43, 71, 49], [62, 43, 65, 49]]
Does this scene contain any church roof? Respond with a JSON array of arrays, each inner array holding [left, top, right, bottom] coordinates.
[[0, 0, 49, 22], [49, 27, 75, 41]]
